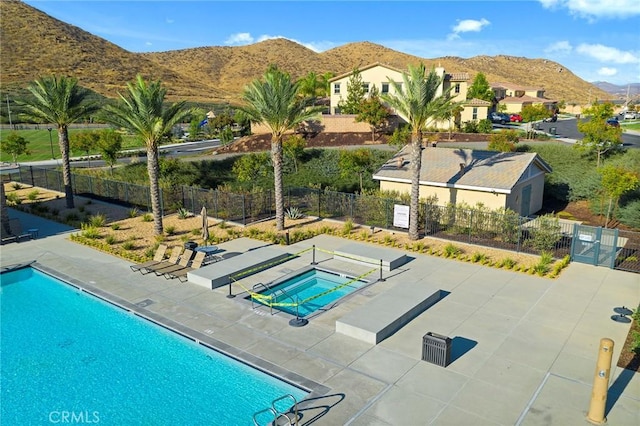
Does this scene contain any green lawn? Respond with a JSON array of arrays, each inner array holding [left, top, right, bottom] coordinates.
[[0, 128, 144, 162]]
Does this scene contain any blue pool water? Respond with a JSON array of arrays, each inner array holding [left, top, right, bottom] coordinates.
[[256, 269, 368, 317], [0, 267, 307, 425]]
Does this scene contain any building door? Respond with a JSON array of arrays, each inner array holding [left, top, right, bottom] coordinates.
[[521, 185, 531, 216]]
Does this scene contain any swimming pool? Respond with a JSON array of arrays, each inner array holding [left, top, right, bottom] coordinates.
[[250, 267, 372, 318], [0, 266, 307, 425]]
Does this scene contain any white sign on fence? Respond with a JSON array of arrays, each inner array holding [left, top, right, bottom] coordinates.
[[393, 204, 410, 228]]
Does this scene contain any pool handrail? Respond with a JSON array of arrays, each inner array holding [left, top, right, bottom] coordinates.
[[272, 394, 299, 426]]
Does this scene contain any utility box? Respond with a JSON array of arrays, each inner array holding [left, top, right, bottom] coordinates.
[[422, 332, 451, 367], [549, 127, 557, 135]]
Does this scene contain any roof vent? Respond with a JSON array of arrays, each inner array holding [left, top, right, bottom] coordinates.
[[396, 157, 404, 168], [459, 163, 466, 174]]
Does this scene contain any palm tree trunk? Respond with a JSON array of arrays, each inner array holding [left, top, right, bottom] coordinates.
[[409, 132, 422, 240], [59, 125, 75, 208], [147, 144, 164, 235], [272, 137, 285, 231]]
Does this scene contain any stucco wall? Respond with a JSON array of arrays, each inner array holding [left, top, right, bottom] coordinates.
[[506, 172, 546, 215], [379, 181, 507, 210]]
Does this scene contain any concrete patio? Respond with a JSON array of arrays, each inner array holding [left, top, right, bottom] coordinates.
[[1, 211, 638, 425]]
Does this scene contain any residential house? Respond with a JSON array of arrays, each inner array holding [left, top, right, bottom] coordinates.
[[373, 146, 552, 216], [491, 82, 557, 114], [329, 63, 491, 130]]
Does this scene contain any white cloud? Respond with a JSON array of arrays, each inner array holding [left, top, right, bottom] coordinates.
[[448, 18, 490, 40], [538, 0, 640, 19], [224, 32, 254, 45], [597, 67, 618, 77], [544, 41, 572, 55], [576, 43, 640, 64], [165, 19, 174, 24]]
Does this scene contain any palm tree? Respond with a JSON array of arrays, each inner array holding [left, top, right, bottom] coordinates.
[[239, 67, 324, 231], [381, 63, 457, 240], [297, 71, 323, 101], [20, 75, 99, 208], [102, 75, 195, 235]]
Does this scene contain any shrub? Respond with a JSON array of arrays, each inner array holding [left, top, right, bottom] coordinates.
[[533, 251, 554, 276], [80, 224, 101, 239], [122, 241, 135, 250], [499, 257, 517, 269], [165, 225, 176, 235], [218, 220, 228, 229], [128, 207, 139, 218], [78, 205, 85, 213], [177, 207, 190, 219], [141, 213, 153, 222], [383, 234, 396, 246], [6, 193, 21, 205], [471, 252, 487, 263], [342, 219, 354, 236], [11, 182, 22, 190], [105, 234, 117, 245], [528, 215, 561, 252], [111, 223, 120, 230], [27, 189, 39, 201], [88, 213, 106, 227], [65, 212, 80, 223], [443, 243, 462, 258], [285, 206, 304, 220]]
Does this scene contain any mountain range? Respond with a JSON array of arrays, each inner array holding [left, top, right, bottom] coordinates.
[[0, 0, 626, 107]]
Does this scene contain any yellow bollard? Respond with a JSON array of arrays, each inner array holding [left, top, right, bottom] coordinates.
[[586, 338, 614, 424]]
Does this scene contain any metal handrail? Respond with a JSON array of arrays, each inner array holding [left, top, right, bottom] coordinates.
[[252, 407, 278, 426], [272, 394, 299, 426]]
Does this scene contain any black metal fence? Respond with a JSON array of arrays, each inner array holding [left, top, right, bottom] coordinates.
[[8, 165, 640, 272]]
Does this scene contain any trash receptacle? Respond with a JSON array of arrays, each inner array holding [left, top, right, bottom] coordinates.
[[422, 332, 451, 367], [184, 241, 198, 250]]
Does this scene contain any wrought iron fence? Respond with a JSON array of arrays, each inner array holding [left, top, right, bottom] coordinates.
[[7, 165, 640, 273]]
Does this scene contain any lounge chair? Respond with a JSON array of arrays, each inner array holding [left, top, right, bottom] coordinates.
[[164, 251, 207, 282], [152, 249, 195, 276], [130, 244, 168, 272], [140, 246, 183, 275], [1, 218, 32, 244]]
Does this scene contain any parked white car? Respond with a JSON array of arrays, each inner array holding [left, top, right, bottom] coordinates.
[[623, 111, 638, 120]]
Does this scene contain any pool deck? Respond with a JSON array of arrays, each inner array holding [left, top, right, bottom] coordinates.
[[2, 210, 639, 426]]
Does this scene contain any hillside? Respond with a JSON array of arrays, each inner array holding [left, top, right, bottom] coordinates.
[[0, 0, 611, 106]]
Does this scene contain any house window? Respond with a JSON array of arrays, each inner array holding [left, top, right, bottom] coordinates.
[[333, 83, 341, 94], [382, 83, 389, 94], [362, 83, 369, 93], [454, 83, 460, 94], [472, 107, 478, 120]]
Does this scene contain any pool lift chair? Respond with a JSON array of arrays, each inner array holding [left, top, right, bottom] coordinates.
[[130, 244, 168, 272]]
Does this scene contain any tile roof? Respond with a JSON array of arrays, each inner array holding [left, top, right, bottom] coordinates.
[[464, 98, 492, 106], [373, 146, 552, 193]]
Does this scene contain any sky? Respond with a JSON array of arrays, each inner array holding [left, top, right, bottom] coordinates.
[[24, 0, 640, 86]]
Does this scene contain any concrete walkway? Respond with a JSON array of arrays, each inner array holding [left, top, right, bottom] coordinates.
[[1, 213, 638, 425]]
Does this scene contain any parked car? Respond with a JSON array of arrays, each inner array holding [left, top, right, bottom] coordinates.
[[489, 112, 511, 124], [623, 111, 638, 120], [606, 118, 620, 127], [509, 113, 523, 123]]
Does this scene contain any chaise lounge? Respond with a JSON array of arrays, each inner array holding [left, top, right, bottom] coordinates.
[[130, 244, 168, 272], [164, 251, 207, 282], [152, 249, 195, 276], [140, 246, 183, 275]]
